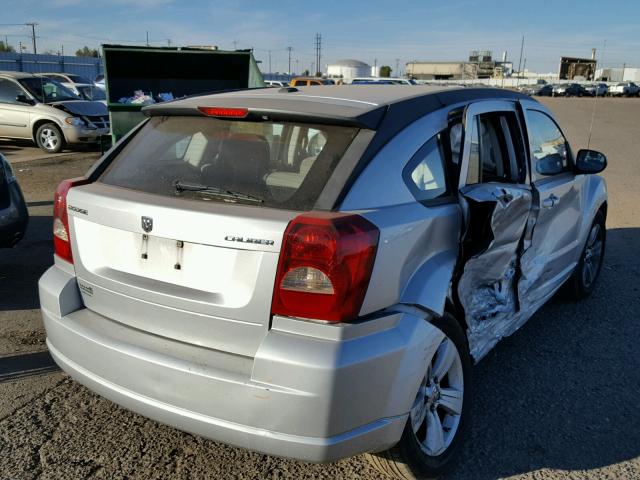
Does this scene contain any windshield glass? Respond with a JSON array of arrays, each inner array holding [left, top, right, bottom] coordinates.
[[19, 77, 79, 103], [100, 116, 359, 210], [76, 85, 106, 101], [66, 74, 92, 84]]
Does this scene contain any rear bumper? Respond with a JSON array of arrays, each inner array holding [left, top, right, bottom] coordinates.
[[46, 338, 404, 462], [39, 265, 442, 462]]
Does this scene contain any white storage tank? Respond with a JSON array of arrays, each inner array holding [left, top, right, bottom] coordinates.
[[326, 59, 371, 82]]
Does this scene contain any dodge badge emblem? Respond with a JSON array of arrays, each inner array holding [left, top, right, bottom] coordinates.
[[141, 216, 153, 233]]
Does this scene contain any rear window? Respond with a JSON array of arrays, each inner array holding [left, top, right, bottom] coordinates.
[[99, 116, 359, 211]]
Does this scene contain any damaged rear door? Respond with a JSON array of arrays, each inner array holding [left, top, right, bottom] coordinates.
[[455, 100, 534, 360]]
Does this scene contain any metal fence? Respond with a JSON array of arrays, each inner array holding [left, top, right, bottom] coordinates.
[[0, 52, 102, 80]]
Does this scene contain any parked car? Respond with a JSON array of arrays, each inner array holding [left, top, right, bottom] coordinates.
[[39, 85, 608, 479], [521, 84, 553, 96], [0, 72, 109, 153], [73, 83, 107, 104], [0, 153, 28, 247], [553, 83, 588, 96], [607, 82, 639, 97], [290, 77, 335, 86], [584, 83, 609, 97], [352, 77, 417, 85], [265, 80, 290, 88], [352, 79, 396, 85], [94, 74, 105, 90], [37, 72, 93, 96]]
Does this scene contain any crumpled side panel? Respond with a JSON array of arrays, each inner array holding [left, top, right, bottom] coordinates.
[[457, 184, 534, 361]]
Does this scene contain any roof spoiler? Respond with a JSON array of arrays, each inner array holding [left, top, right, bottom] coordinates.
[[142, 104, 387, 130]]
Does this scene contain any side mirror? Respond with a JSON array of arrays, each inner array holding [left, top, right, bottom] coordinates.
[[575, 149, 607, 174], [15, 94, 34, 105], [536, 153, 564, 176]]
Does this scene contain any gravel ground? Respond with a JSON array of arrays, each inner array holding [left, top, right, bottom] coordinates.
[[0, 98, 639, 480]]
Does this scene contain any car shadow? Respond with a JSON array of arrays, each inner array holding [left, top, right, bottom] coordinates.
[[0, 215, 53, 311], [444, 226, 640, 479]]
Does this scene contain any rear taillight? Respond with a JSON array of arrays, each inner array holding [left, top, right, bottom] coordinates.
[[271, 212, 379, 323], [53, 177, 90, 264]]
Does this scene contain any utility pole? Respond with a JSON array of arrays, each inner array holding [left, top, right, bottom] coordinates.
[[286, 46, 293, 75], [516, 35, 524, 79], [26, 22, 38, 54], [622, 62, 626, 81], [268, 50, 272, 74], [232, 40, 238, 50], [374, 58, 377, 76], [295, 58, 299, 74], [396, 58, 400, 77], [146, 31, 149, 47], [167, 39, 171, 47], [315, 33, 322, 76]]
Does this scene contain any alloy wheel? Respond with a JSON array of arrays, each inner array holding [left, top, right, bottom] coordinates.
[[409, 336, 464, 457], [582, 223, 604, 288], [40, 128, 59, 151]]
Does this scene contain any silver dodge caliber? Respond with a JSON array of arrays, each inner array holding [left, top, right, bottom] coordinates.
[[39, 85, 607, 479]]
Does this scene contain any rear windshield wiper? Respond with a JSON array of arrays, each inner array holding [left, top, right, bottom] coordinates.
[[174, 180, 263, 203]]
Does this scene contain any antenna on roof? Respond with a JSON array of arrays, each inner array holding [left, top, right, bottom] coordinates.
[[586, 39, 606, 150]]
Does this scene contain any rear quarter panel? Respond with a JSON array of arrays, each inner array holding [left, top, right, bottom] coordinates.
[[340, 106, 462, 317]]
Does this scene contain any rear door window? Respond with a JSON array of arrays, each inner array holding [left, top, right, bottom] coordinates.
[[465, 111, 524, 185], [99, 116, 359, 211]]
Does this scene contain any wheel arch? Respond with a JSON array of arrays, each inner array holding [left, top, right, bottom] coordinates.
[[31, 118, 65, 144]]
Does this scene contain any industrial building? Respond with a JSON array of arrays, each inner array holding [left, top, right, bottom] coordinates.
[[326, 59, 371, 82], [595, 67, 640, 82], [406, 51, 512, 80], [559, 56, 597, 80]]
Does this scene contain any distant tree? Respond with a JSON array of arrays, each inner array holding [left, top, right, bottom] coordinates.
[[0, 41, 15, 53], [75, 46, 99, 57], [302, 69, 310, 76], [379, 65, 392, 77]]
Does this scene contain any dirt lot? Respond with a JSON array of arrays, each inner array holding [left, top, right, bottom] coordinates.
[[1, 98, 639, 480], [0, 138, 100, 165]]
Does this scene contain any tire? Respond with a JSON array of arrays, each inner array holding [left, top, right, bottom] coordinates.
[[35, 123, 65, 153], [566, 211, 606, 300], [366, 313, 472, 479]]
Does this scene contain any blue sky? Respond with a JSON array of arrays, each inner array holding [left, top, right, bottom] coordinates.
[[2, 0, 639, 74]]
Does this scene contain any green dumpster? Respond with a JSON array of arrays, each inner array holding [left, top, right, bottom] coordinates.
[[102, 44, 264, 141]]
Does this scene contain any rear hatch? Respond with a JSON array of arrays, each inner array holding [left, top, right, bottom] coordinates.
[[67, 114, 360, 357]]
